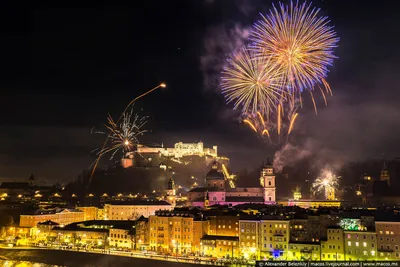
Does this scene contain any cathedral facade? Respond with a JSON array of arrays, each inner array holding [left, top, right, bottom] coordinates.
[[187, 161, 276, 207]]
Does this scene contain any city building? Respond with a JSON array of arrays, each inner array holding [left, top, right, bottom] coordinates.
[[20, 208, 84, 228], [288, 242, 320, 261], [109, 226, 134, 249], [193, 218, 209, 255], [321, 227, 345, 261], [239, 218, 260, 260], [375, 220, 400, 260], [259, 219, 290, 260], [104, 200, 172, 220], [208, 214, 239, 237], [188, 162, 275, 207], [200, 235, 239, 259], [344, 230, 377, 261], [148, 209, 198, 254], [78, 206, 101, 221]]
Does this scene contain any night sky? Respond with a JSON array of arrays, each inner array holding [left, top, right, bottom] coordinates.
[[1, 0, 400, 184]]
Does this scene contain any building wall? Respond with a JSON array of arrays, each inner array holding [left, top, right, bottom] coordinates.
[[288, 243, 320, 261], [193, 220, 209, 254], [344, 231, 377, 261], [321, 228, 345, 261], [104, 204, 172, 220], [376, 221, 400, 260], [148, 215, 194, 254], [239, 220, 260, 260], [20, 210, 85, 227], [259, 220, 290, 260], [290, 219, 309, 242], [209, 215, 239, 237], [78, 206, 98, 221], [109, 228, 132, 249], [202, 238, 239, 259]]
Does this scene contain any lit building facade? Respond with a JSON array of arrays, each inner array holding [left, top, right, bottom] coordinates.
[[104, 200, 172, 220], [259, 220, 290, 260], [193, 219, 209, 254], [376, 221, 400, 260], [201, 235, 239, 259], [148, 211, 195, 254], [344, 231, 377, 261], [288, 242, 320, 261], [239, 219, 260, 260], [20, 209, 84, 228], [208, 215, 239, 237], [109, 227, 133, 249], [321, 227, 345, 261], [78, 206, 99, 221]]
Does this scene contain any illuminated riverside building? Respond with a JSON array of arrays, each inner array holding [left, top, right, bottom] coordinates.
[[321, 227, 344, 261], [344, 230, 377, 261], [208, 214, 239, 237], [20, 208, 84, 227], [200, 235, 239, 259], [193, 218, 209, 254], [375, 220, 400, 260], [239, 219, 260, 260], [287, 242, 320, 261], [238, 217, 290, 260], [148, 209, 196, 254], [259, 220, 290, 260], [104, 200, 172, 220]]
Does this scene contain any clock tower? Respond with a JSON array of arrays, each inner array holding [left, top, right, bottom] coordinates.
[[260, 162, 276, 203]]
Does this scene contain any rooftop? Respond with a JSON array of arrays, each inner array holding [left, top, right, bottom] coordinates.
[[105, 200, 171, 206]]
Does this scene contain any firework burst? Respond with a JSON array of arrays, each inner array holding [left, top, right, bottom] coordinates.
[[250, 1, 339, 100], [312, 168, 339, 199], [221, 47, 286, 117], [93, 109, 148, 160], [243, 101, 299, 144]]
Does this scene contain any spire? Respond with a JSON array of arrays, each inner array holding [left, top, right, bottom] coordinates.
[[380, 157, 390, 186], [168, 175, 175, 191]]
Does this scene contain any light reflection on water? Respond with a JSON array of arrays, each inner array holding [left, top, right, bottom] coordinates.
[[0, 260, 65, 267]]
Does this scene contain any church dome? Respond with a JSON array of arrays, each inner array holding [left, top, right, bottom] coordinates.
[[206, 161, 225, 180]]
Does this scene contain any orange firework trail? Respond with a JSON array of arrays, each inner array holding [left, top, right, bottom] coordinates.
[[319, 86, 328, 106], [262, 129, 270, 138], [243, 119, 257, 133], [288, 113, 299, 135], [277, 104, 282, 135], [257, 111, 265, 126]]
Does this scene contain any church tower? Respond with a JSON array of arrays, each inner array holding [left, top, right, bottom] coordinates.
[[166, 175, 176, 207], [380, 161, 390, 186], [260, 162, 276, 203]]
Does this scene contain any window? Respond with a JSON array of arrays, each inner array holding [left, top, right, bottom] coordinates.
[[363, 251, 367, 256], [395, 245, 399, 250], [356, 242, 359, 247], [363, 242, 367, 247], [348, 241, 351, 247]]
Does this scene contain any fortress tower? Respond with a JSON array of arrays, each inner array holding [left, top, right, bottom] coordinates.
[[260, 162, 276, 203]]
